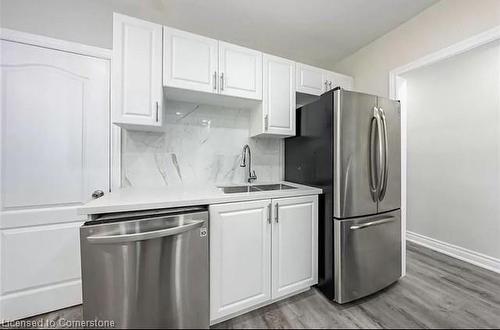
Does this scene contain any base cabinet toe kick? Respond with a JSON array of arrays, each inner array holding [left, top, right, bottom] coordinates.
[[209, 195, 319, 324]]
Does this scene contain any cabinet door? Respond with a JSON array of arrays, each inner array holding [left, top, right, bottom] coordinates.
[[218, 41, 262, 100], [295, 63, 325, 96], [326, 71, 353, 91], [263, 54, 296, 136], [210, 200, 272, 321], [272, 195, 318, 299], [112, 13, 163, 128], [163, 27, 218, 93]]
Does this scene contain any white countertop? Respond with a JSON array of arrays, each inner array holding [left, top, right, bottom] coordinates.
[[78, 181, 322, 215]]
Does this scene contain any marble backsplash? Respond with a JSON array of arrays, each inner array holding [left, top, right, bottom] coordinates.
[[121, 101, 283, 187]]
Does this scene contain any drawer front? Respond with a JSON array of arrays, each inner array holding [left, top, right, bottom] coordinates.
[[334, 210, 401, 303]]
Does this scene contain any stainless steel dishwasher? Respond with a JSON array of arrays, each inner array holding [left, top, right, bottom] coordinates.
[[80, 206, 209, 329]]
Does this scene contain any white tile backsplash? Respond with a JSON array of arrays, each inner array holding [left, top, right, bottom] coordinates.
[[122, 101, 283, 187]]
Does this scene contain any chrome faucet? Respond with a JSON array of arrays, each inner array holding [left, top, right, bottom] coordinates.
[[240, 144, 257, 183]]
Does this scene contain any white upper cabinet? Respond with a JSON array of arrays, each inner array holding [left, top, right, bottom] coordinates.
[[111, 14, 353, 132], [271, 195, 318, 299], [218, 41, 263, 100], [163, 27, 218, 93], [112, 13, 163, 130], [325, 70, 354, 91], [295, 63, 325, 96], [251, 54, 295, 137]]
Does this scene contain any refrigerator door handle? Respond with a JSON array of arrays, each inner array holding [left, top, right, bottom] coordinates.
[[369, 109, 378, 202], [373, 107, 384, 201], [378, 108, 389, 201]]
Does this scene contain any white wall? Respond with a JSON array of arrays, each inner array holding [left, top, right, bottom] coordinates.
[[333, 0, 500, 97], [0, 0, 168, 49], [403, 40, 500, 259]]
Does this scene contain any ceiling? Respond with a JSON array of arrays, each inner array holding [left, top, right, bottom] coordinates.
[[155, 0, 438, 69]]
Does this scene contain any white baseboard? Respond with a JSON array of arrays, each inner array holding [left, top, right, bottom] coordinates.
[[406, 231, 500, 274]]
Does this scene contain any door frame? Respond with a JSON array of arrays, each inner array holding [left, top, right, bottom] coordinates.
[[0, 28, 120, 191], [389, 25, 500, 276]]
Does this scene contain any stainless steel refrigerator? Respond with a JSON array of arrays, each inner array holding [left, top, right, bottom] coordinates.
[[285, 88, 402, 303]]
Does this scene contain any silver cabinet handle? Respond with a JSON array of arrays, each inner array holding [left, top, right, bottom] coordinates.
[[324, 80, 328, 91], [350, 217, 395, 230], [265, 114, 269, 130], [329, 81, 333, 89], [213, 71, 217, 90], [86, 220, 205, 244], [267, 203, 272, 224], [155, 101, 159, 122], [378, 108, 389, 201], [220, 72, 224, 91], [275, 203, 279, 223]]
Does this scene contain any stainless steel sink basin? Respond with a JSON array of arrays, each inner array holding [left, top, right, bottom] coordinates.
[[218, 186, 260, 194], [218, 183, 296, 194], [253, 184, 296, 191]]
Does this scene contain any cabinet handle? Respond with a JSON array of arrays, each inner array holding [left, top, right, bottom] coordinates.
[[220, 72, 224, 91], [213, 71, 217, 90], [324, 80, 328, 91], [275, 203, 279, 223], [267, 203, 272, 224], [265, 114, 269, 131], [329, 81, 333, 89], [155, 102, 159, 122]]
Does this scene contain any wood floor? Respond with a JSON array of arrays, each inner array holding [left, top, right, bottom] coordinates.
[[15, 241, 500, 329]]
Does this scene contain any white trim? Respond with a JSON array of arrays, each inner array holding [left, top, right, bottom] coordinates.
[[389, 24, 500, 277], [389, 25, 500, 92], [111, 126, 122, 190], [0, 28, 112, 60], [407, 231, 500, 274]]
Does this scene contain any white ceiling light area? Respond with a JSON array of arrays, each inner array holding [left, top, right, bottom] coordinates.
[[158, 0, 438, 69]]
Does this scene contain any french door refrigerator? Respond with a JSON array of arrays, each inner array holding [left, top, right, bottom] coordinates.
[[285, 88, 401, 303]]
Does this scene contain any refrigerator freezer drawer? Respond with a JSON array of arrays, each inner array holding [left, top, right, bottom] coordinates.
[[334, 209, 401, 303]]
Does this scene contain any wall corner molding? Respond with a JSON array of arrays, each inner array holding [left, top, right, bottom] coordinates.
[[407, 231, 500, 274]]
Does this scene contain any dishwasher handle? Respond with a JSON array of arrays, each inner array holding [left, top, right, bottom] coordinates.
[[86, 219, 205, 244]]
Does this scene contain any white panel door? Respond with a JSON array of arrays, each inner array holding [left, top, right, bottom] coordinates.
[[163, 27, 218, 93], [295, 63, 325, 95], [210, 200, 271, 321], [263, 54, 295, 136], [0, 40, 109, 321], [326, 71, 354, 91], [218, 41, 262, 100], [112, 13, 163, 128], [272, 195, 318, 299]]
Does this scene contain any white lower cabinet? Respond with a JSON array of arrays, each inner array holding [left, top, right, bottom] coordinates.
[[209, 200, 272, 322], [209, 195, 318, 323], [272, 196, 318, 299]]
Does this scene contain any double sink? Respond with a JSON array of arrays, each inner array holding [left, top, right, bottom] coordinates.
[[218, 183, 296, 194]]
